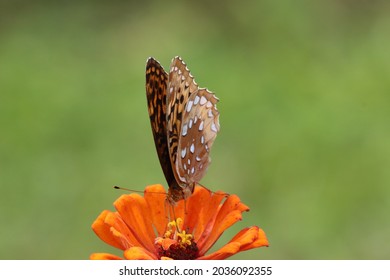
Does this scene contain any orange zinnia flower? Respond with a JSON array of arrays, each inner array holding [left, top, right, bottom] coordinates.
[[90, 184, 268, 260]]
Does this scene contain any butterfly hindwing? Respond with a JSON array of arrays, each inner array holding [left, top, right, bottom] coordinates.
[[166, 57, 198, 186], [176, 88, 220, 184]]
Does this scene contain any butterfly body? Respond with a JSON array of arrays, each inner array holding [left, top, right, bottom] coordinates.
[[146, 57, 220, 205]]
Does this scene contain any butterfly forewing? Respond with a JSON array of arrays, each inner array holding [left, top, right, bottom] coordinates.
[[145, 58, 176, 188]]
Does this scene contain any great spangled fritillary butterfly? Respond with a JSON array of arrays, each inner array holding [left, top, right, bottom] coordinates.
[[145, 56, 220, 205]]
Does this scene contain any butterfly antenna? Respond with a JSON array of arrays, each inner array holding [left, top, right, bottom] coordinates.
[[113, 185, 138, 192], [113, 185, 147, 195], [113, 185, 167, 196]]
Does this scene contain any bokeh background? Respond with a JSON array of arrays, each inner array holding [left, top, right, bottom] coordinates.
[[1, 0, 389, 259]]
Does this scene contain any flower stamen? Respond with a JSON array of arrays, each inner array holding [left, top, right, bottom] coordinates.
[[177, 230, 192, 246], [155, 218, 198, 260]]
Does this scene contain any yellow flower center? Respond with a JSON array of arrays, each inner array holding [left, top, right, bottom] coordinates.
[[155, 218, 198, 260]]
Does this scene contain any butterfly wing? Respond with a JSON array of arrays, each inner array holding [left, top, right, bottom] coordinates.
[[145, 57, 176, 188], [167, 56, 220, 187], [166, 57, 198, 186], [176, 88, 220, 184]]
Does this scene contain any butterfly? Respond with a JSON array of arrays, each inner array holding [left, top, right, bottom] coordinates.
[[145, 56, 220, 205]]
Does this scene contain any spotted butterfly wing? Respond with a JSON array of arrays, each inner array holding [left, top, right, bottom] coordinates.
[[167, 57, 220, 194], [145, 58, 176, 189], [146, 56, 220, 204], [176, 88, 219, 184]]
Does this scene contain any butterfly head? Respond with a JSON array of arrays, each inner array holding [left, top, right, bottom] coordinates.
[[167, 181, 195, 205]]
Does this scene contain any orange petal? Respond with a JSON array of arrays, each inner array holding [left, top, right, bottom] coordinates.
[[198, 209, 243, 255], [239, 228, 269, 251], [109, 212, 147, 248], [144, 184, 169, 236], [185, 186, 226, 240], [197, 242, 241, 260], [92, 209, 148, 250], [198, 226, 268, 260], [114, 194, 156, 253], [198, 195, 248, 255], [171, 199, 186, 222], [92, 210, 130, 250], [155, 237, 177, 250], [90, 253, 122, 260], [124, 247, 158, 260], [228, 226, 264, 246]]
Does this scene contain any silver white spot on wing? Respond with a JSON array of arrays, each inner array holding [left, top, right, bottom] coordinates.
[[182, 123, 188, 136], [194, 95, 200, 105], [186, 100, 193, 112], [181, 148, 187, 159], [198, 120, 204, 131], [200, 96, 207, 105]]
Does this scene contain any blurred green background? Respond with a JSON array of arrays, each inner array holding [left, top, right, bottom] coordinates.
[[1, 0, 390, 259]]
